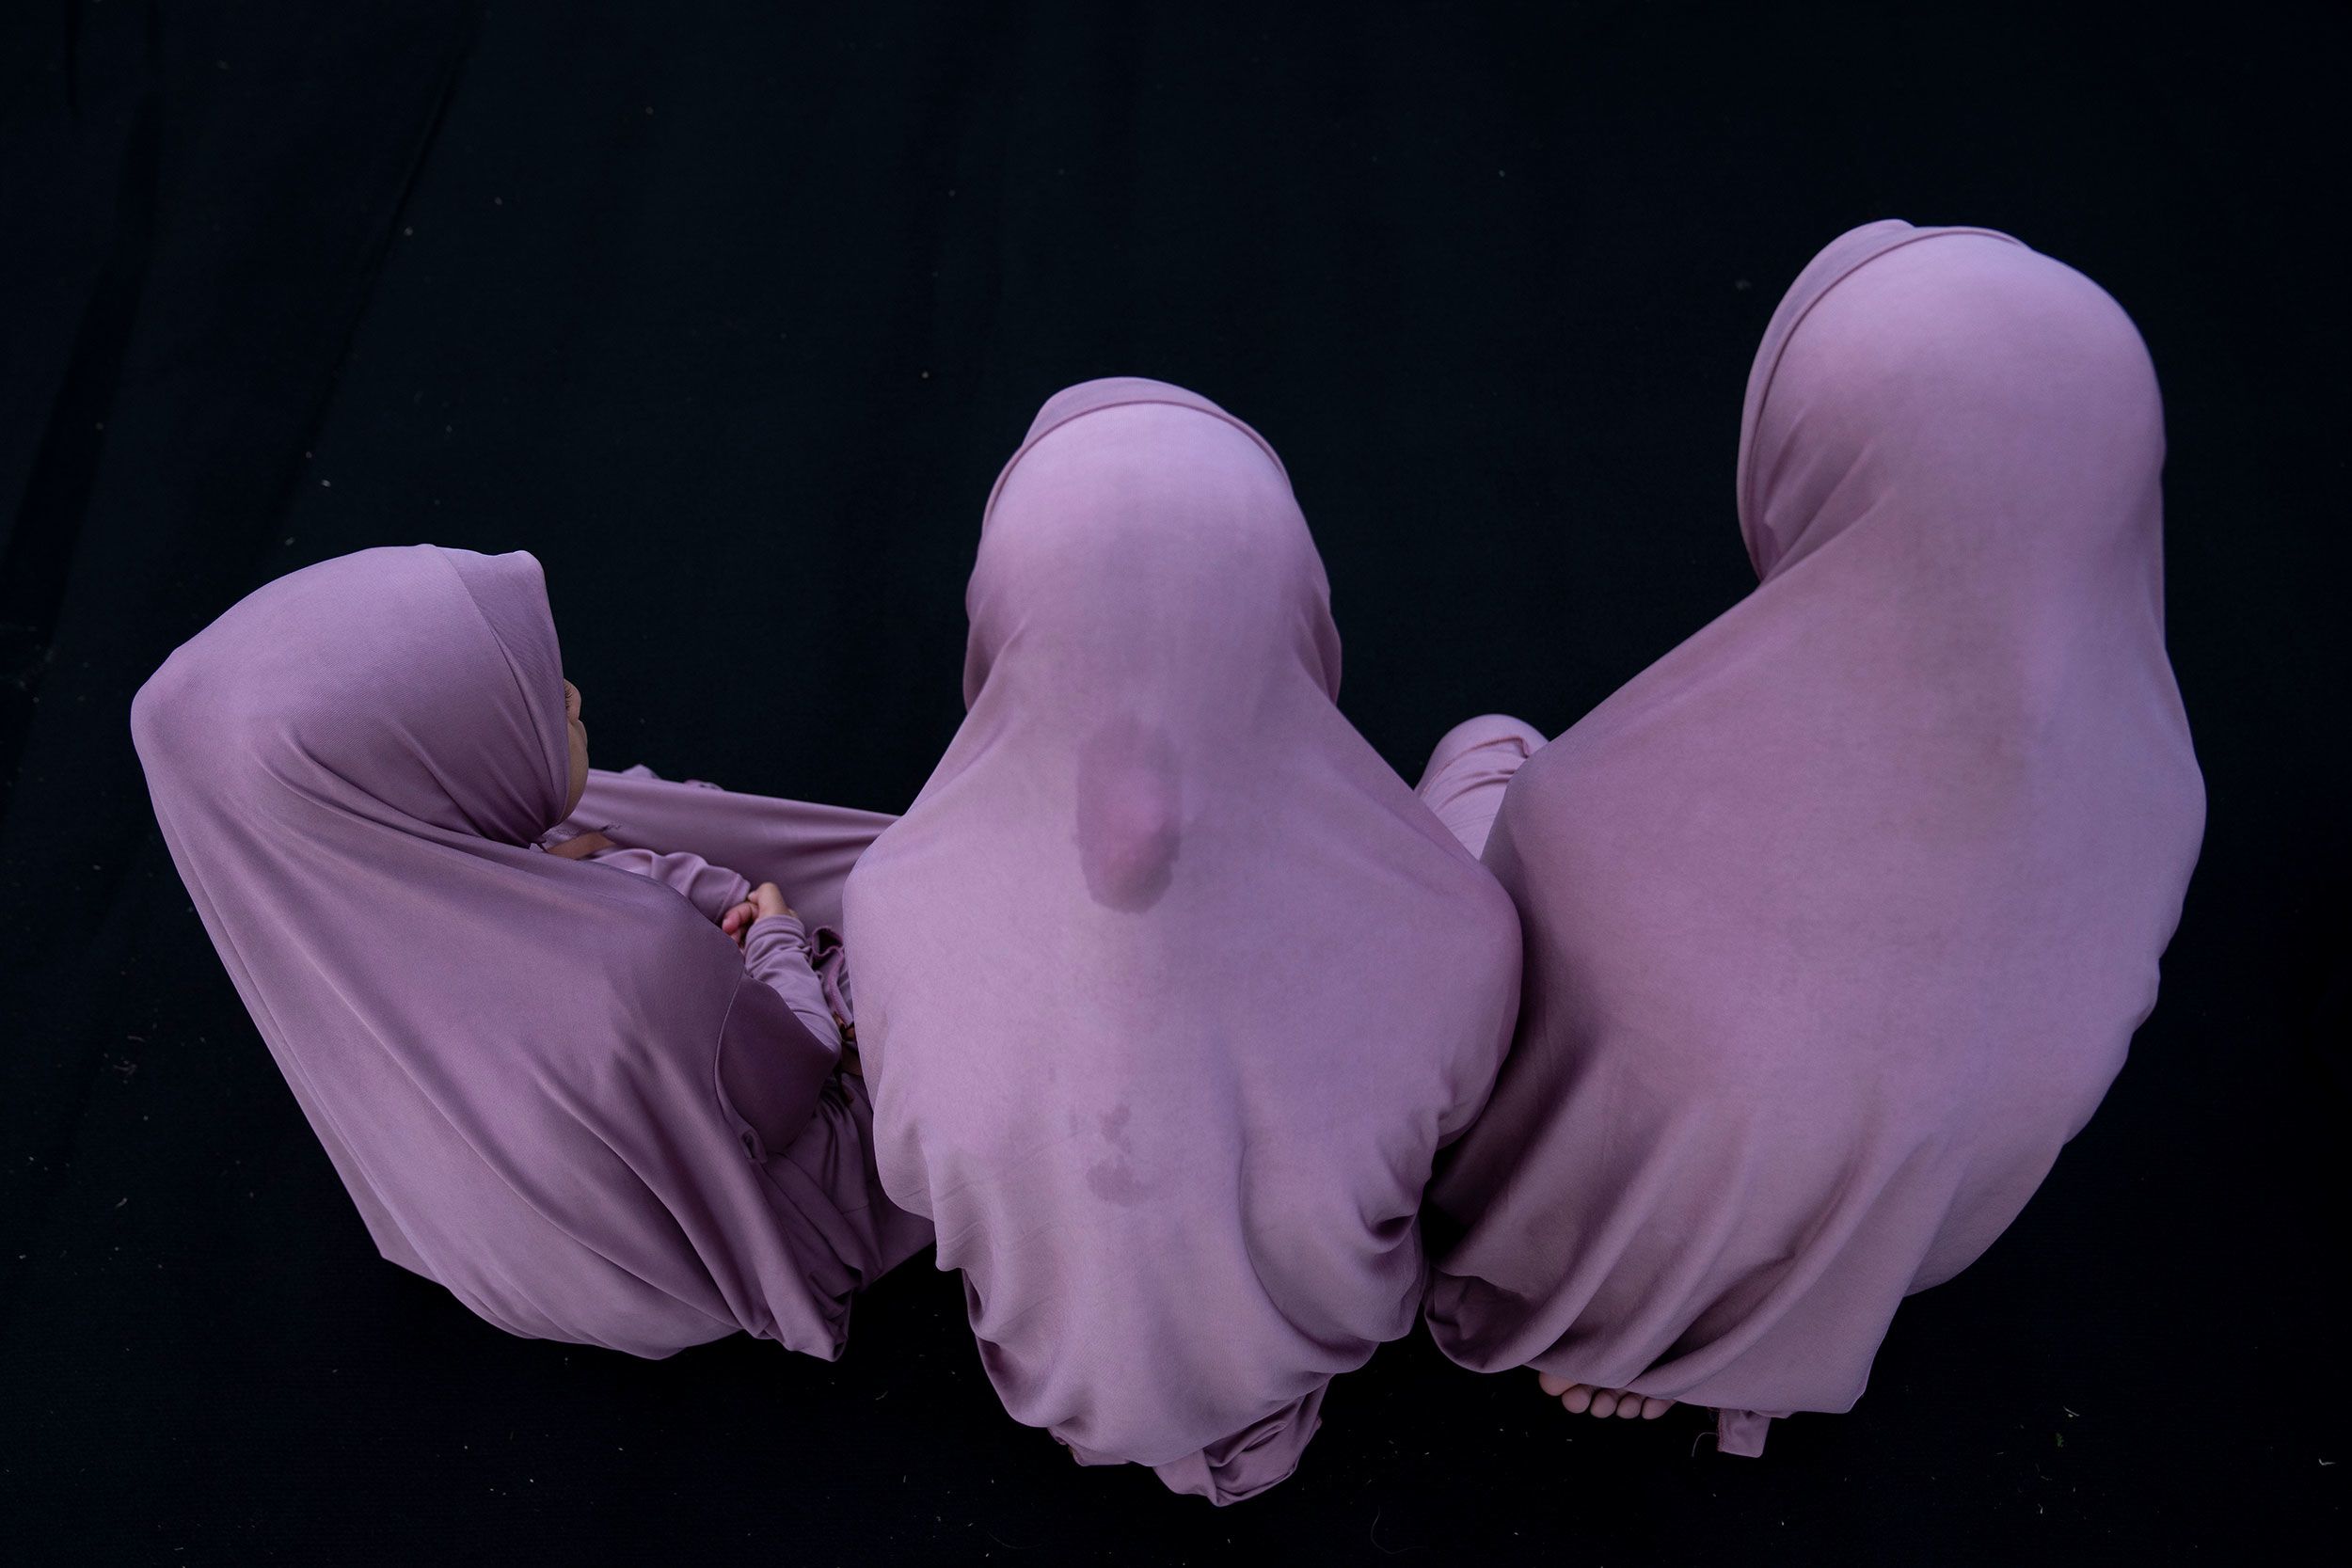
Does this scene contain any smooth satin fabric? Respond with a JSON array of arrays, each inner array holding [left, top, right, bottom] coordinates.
[[133, 546, 925, 1358], [845, 379, 1524, 1503], [1423, 223, 2205, 1452]]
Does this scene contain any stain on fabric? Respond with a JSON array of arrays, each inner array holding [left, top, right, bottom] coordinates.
[[1074, 715, 1182, 911], [1087, 1102, 1143, 1203]]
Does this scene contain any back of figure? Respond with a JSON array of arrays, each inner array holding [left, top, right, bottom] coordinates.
[[1424, 224, 2205, 1452], [847, 379, 1523, 1502]]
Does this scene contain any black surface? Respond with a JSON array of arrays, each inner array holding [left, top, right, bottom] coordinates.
[[3, 3, 2343, 1562]]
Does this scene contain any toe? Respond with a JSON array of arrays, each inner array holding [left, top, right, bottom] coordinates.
[[1640, 1397, 1672, 1420], [1560, 1385, 1593, 1415], [1537, 1370, 1572, 1398], [1589, 1390, 1619, 1418], [1614, 1391, 1644, 1418]]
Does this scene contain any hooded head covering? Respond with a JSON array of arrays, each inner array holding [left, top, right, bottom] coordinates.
[[844, 379, 1522, 1502], [133, 545, 890, 1357], [1423, 223, 2205, 1452]]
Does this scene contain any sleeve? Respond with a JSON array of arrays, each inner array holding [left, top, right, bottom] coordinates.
[[743, 912, 846, 1051], [587, 846, 753, 925]]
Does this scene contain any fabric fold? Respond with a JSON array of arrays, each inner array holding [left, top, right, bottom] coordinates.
[[132, 546, 928, 1360], [846, 378, 1523, 1499], [1424, 222, 2204, 1442]]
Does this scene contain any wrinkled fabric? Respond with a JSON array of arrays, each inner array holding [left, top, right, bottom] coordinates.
[[1415, 715, 1548, 860], [846, 379, 1523, 1502], [1423, 223, 2205, 1453], [133, 546, 926, 1359], [551, 769, 891, 1075]]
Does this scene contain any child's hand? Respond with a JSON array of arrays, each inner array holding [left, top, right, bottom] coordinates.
[[720, 885, 794, 946], [720, 898, 758, 946], [749, 882, 794, 922]]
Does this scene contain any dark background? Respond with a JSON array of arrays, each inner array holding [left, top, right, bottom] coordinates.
[[3, 2, 2342, 1562]]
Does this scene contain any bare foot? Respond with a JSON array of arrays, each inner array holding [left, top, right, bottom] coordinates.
[[1536, 1369, 1672, 1421]]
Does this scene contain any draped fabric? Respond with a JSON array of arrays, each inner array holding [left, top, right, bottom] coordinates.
[[1423, 224, 2205, 1453], [133, 546, 923, 1359], [846, 379, 1522, 1501]]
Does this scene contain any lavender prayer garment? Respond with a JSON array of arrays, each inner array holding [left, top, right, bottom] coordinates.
[[1422, 223, 2206, 1454], [844, 380, 1525, 1503], [133, 546, 927, 1359]]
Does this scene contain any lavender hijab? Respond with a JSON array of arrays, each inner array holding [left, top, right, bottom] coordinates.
[[133, 546, 919, 1358], [844, 380, 1522, 1502], [1423, 223, 2205, 1452]]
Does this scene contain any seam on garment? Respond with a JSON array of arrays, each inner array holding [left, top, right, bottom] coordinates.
[[981, 395, 1292, 531], [432, 546, 569, 821], [710, 976, 769, 1164], [1736, 226, 2023, 571]]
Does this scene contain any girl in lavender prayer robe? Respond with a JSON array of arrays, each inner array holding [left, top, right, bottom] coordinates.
[[1420, 222, 2205, 1453], [843, 379, 1530, 1504], [132, 545, 928, 1358]]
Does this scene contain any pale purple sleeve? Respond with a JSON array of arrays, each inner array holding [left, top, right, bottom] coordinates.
[[743, 912, 844, 1051], [572, 828, 836, 1052], [586, 845, 753, 925]]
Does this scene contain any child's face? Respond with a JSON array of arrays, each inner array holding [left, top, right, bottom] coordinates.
[[563, 680, 589, 816]]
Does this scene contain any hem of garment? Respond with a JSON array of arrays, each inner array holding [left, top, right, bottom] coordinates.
[[1714, 1407, 1776, 1457]]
